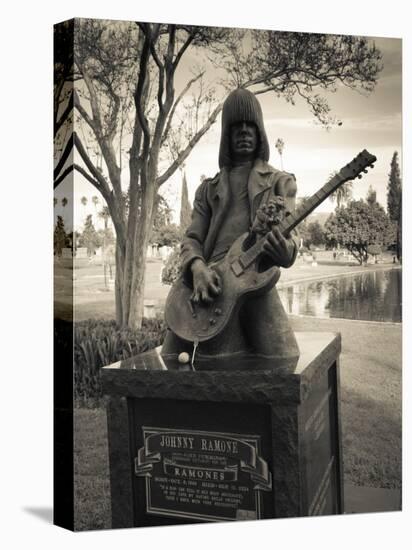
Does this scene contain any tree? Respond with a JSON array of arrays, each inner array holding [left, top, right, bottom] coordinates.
[[80, 214, 100, 257], [150, 194, 181, 246], [324, 200, 392, 265], [61, 197, 68, 208], [81, 196, 88, 207], [387, 151, 402, 220], [161, 247, 181, 285], [397, 194, 402, 262], [99, 205, 114, 287], [275, 138, 284, 170], [54, 20, 74, 139], [92, 195, 100, 220], [180, 172, 192, 230], [151, 224, 182, 248], [387, 151, 402, 261], [98, 205, 111, 232], [56, 20, 382, 328], [295, 196, 313, 248], [329, 172, 353, 207], [153, 195, 173, 229], [367, 243, 382, 263], [366, 185, 377, 206], [307, 221, 325, 248], [54, 216, 67, 257]]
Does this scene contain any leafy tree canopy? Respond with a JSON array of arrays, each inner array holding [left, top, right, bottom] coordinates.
[[79, 214, 101, 256], [307, 220, 325, 247], [387, 151, 402, 221], [324, 200, 392, 265], [54, 215, 68, 256]]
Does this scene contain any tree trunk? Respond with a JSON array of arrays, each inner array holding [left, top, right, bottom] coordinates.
[[127, 185, 156, 329], [115, 244, 124, 325]]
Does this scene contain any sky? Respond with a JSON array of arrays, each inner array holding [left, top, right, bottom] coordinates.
[[54, 29, 402, 229]]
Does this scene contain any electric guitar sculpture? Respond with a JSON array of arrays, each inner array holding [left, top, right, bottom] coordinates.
[[165, 150, 377, 344]]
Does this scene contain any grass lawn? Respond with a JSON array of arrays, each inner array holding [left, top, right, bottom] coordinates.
[[73, 314, 401, 530], [290, 315, 401, 490], [74, 407, 111, 531]]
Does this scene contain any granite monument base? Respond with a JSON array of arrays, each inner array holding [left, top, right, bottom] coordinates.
[[101, 331, 343, 528]]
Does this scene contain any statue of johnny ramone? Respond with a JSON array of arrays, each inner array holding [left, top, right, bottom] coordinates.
[[162, 88, 300, 364]]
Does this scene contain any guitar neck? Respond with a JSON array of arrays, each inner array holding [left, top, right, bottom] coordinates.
[[278, 173, 343, 235], [232, 149, 376, 274], [235, 173, 345, 271]]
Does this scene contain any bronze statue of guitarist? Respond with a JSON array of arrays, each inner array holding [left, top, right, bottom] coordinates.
[[162, 88, 300, 363]]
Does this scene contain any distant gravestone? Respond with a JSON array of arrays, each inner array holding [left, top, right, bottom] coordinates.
[[76, 247, 88, 259], [61, 248, 72, 259], [144, 300, 157, 319]]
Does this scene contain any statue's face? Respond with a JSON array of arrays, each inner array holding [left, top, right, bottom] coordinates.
[[230, 121, 258, 161]]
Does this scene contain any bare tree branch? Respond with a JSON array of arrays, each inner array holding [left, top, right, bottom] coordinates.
[[73, 164, 104, 193], [161, 71, 205, 146], [156, 100, 224, 187], [73, 131, 111, 196], [134, 23, 152, 168], [53, 164, 74, 189], [54, 90, 74, 137], [54, 132, 74, 181], [173, 31, 194, 69], [74, 89, 96, 132]]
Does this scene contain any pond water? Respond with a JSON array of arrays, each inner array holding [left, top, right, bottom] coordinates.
[[278, 268, 402, 323]]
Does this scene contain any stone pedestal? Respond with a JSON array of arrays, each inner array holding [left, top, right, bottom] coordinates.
[[101, 331, 343, 528]]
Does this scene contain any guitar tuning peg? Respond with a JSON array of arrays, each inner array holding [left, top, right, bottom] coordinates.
[[363, 169, 368, 174], [370, 164, 375, 169], [357, 175, 362, 179]]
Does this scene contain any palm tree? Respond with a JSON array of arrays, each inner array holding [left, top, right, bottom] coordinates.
[[275, 138, 285, 170], [92, 195, 99, 211], [328, 171, 353, 208], [81, 196, 88, 207], [61, 197, 68, 208], [98, 205, 111, 231], [54, 197, 58, 207]]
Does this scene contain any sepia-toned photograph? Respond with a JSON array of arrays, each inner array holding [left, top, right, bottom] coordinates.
[[53, 18, 402, 531]]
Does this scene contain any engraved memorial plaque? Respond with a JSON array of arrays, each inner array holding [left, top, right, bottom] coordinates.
[[135, 427, 272, 522]]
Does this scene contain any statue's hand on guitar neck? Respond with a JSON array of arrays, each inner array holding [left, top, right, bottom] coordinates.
[[190, 258, 222, 304]]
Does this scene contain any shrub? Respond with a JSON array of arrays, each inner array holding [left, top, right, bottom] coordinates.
[[74, 318, 167, 404], [367, 244, 382, 256], [161, 246, 181, 285]]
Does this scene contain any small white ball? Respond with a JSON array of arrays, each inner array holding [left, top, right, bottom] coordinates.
[[178, 352, 190, 364]]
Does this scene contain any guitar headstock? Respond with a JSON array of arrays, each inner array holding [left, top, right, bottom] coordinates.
[[338, 149, 377, 183]]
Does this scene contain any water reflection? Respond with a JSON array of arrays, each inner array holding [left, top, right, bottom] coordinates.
[[279, 269, 401, 323]]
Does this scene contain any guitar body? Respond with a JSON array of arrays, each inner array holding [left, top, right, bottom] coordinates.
[[165, 232, 280, 343]]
